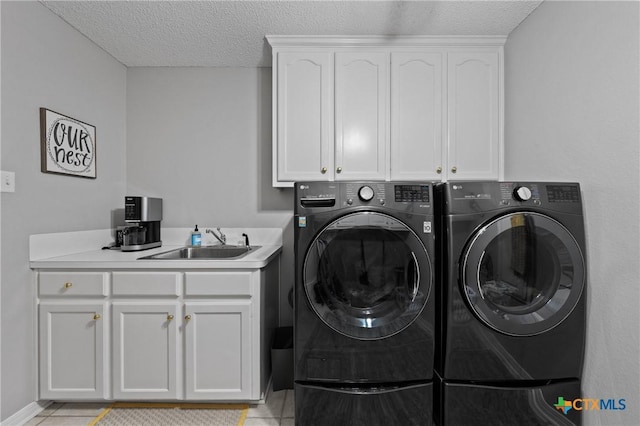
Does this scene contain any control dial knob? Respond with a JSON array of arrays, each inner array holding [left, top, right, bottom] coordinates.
[[513, 186, 533, 201], [358, 185, 375, 202]]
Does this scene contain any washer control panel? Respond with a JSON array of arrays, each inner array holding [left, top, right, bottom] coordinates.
[[395, 184, 431, 203], [344, 183, 431, 208], [358, 185, 375, 202], [296, 182, 433, 213], [345, 183, 387, 206], [513, 186, 533, 201]]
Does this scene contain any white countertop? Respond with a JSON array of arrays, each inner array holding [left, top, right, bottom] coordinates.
[[30, 228, 283, 270]]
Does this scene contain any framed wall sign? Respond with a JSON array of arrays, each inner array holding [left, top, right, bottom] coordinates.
[[40, 108, 97, 179]]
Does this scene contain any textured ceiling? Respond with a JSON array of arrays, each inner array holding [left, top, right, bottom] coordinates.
[[40, 1, 543, 67]]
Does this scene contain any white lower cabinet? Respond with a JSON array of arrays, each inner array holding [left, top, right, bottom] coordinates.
[[184, 301, 252, 400], [112, 302, 180, 400], [37, 262, 279, 402], [183, 270, 258, 400], [111, 272, 181, 400], [39, 303, 106, 399], [38, 271, 108, 400]]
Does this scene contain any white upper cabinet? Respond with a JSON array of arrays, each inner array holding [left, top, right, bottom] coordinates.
[[275, 52, 333, 182], [335, 51, 388, 181], [447, 51, 501, 180], [268, 36, 505, 186], [391, 51, 443, 180]]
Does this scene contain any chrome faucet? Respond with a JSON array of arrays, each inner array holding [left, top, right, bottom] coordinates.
[[206, 227, 226, 245]]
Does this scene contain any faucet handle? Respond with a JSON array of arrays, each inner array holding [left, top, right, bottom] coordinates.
[[217, 227, 227, 243]]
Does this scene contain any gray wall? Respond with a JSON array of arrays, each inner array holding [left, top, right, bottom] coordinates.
[[505, 1, 639, 424], [2, 0, 639, 423], [126, 67, 294, 324], [0, 2, 127, 421]]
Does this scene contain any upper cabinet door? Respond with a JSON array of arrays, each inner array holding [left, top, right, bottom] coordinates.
[[335, 52, 388, 181], [275, 52, 333, 184], [447, 51, 501, 180], [390, 52, 444, 180]]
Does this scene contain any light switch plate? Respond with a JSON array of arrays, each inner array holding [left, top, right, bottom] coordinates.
[[1, 171, 15, 193]]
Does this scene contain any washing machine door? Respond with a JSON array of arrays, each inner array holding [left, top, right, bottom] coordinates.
[[462, 212, 585, 336], [303, 211, 432, 340]]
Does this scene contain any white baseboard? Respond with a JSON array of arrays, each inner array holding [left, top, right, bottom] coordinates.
[[1, 401, 51, 426]]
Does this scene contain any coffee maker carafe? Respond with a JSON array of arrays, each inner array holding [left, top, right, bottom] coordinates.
[[121, 196, 162, 251]]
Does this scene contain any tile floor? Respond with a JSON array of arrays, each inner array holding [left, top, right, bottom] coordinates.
[[23, 389, 294, 426]]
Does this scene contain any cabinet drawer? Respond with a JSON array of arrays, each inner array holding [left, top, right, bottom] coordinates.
[[112, 272, 181, 296], [39, 272, 108, 297], [185, 272, 253, 296]]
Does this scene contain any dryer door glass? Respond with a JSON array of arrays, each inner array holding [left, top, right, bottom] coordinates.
[[462, 212, 585, 336], [303, 212, 432, 340]]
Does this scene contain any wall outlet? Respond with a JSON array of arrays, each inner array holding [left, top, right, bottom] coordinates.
[[1, 171, 15, 193]]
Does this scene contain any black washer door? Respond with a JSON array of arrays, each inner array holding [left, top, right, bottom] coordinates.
[[462, 212, 585, 336], [304, 212, 432, 340]]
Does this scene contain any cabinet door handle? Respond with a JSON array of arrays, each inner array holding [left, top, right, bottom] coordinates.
[[167, 314, 174, 321], [64, 282, 73, 288], [436, 167, 442, 174], [451, 166, 457, 174], [93, 314, 101, 320], [185, 315, 192, 321], [336, 167, 342, 174], [321, 167, 327, 174]]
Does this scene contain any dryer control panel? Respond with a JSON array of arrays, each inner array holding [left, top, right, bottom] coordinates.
[[499, 182, 542, 205], [445, 181, 583, 215]]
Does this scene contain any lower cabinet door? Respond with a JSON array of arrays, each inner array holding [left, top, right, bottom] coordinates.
[[112, 302, 179, 400], [39, 303, 106, 399], [184, 301, 253, 400]]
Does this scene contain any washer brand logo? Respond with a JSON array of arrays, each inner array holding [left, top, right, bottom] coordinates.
[[554, 397, 627, 415]]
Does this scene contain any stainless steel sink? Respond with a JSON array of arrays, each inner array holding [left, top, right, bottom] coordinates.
[[139, 245, 257, 260]]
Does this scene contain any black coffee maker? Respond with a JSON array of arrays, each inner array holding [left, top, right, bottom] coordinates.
[[121, 196, 162, 251]]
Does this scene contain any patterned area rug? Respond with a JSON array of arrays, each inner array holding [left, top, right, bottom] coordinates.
[[90, 402, 249, 426]]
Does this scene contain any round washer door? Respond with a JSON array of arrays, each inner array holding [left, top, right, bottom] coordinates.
[[462, 212, 585, 336], [303, 212, 432, 340]]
